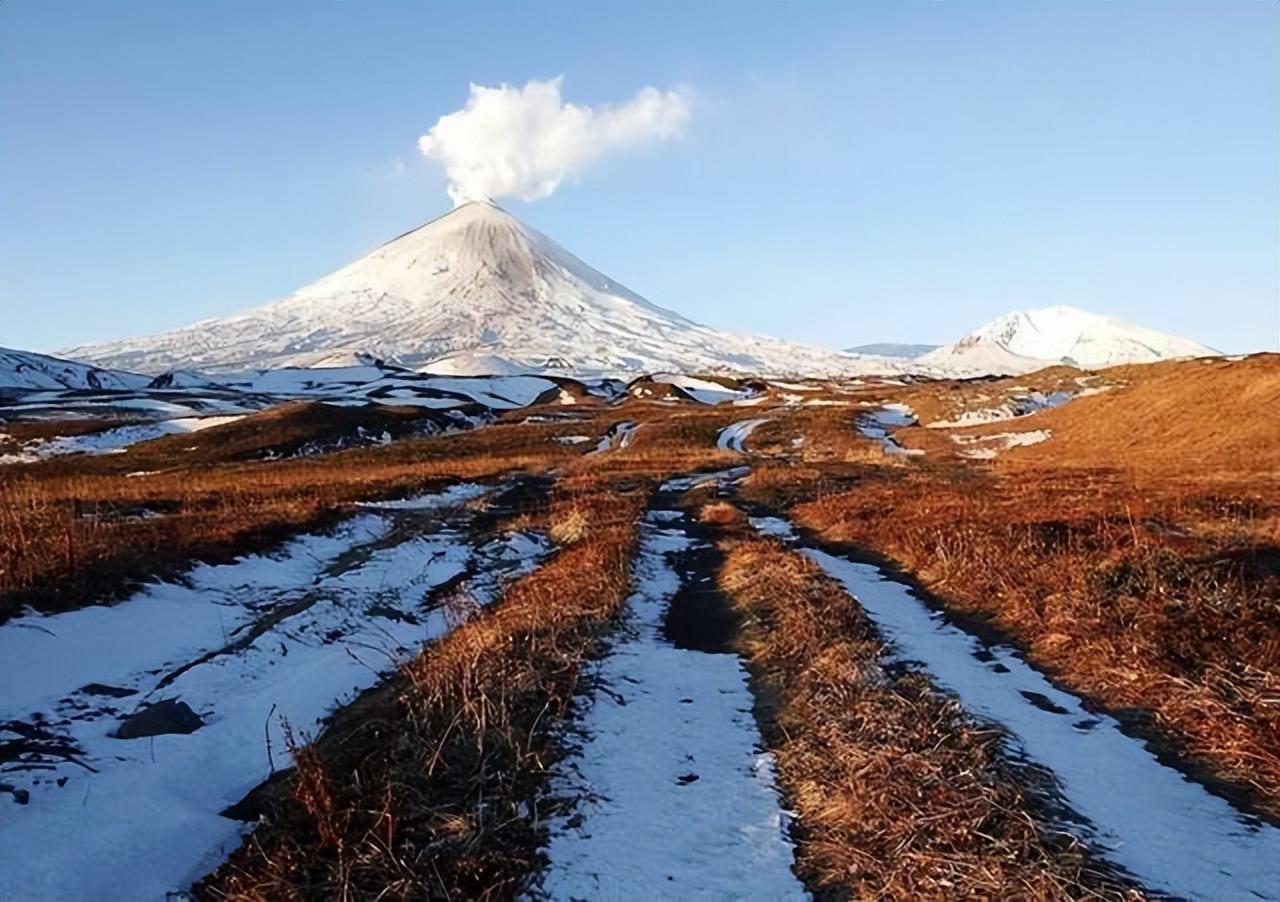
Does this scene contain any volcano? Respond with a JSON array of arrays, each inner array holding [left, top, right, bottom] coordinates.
[[917, 306, 1219, 376], [65, 201, 888, 378]]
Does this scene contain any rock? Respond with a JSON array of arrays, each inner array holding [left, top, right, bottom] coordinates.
[[79, 683, 138, 698], [113, 699, 203, 739]]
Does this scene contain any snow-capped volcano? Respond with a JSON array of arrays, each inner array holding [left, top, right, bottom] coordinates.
[[918, 306, 1218, 376], [65, 201, 890, 378]]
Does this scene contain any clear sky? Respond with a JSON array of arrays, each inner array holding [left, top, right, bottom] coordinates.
[[2, 1, 1276, 355]]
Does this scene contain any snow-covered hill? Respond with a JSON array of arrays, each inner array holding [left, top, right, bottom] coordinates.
[[0, 347, 148, 391], [917, 306, 1218, 376], [65, 201, 896, 379]]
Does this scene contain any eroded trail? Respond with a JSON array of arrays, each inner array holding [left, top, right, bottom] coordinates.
[[752, 516, 1280, 901], [0, 481, 552, 902], [534, 475, 805, 901]]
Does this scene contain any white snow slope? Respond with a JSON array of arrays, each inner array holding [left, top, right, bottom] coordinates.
[[65, 201, 897, 379], [0, 347, 149, 392], [918, 306, 1218, 376]]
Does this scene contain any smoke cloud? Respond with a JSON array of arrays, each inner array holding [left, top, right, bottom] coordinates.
[[418, 77, 690, 206]]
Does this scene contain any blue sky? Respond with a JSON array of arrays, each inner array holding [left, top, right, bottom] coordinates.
[[2, 2, 1276, 355]]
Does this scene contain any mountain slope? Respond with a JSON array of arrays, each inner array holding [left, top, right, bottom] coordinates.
[[0, 347, 148, 392], [918, 306, 1217, 376], [845, 342, 938, 358], [65, 201, 893, 378]]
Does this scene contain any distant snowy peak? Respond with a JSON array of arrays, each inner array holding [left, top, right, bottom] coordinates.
[[64, 200, 891, 379], [0, 347, 148, 392], [845, 342, 938, 359], [918, 305, 1218, 376]]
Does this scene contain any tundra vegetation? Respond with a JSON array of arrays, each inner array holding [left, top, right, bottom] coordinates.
[[1, 353, 1276, 899]]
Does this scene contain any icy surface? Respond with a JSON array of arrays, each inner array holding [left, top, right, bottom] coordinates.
[[782, 537, 1280, 901], [537, 510, 806, 901]]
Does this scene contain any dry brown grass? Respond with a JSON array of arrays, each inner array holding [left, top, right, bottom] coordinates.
[[199, 474, 648, 901], [697, 500, 745, 526], [730, 356, 1280, 816], [1005, 354, 1280, 484], [794, 460, 1280, 816], [0, 416, 590, 620], [716, 533, 1144, 900]]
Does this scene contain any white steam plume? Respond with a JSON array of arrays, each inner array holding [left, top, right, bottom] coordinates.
[[418, 77, 690, 206]]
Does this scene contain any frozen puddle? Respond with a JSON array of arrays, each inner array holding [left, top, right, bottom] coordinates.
[[535, 498, 806, 901], [716, 417, 768, 454], [0, 482, 552, 902], [754, 518, 1280, 901], [855, 404, 924, 456]]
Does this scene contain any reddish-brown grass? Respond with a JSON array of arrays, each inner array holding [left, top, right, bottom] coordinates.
[[716, 532, 1145, 899], [0, 416, 589, 619]]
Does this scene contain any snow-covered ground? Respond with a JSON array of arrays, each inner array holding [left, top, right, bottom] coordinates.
[[0, 347, 148, 392], [0, 414, 244, 464], [536, 501, 806, 901], [925, 390, 1075, 428], [716, 417, 768, 453], [855, 403, 924, 456], [953, 429, 1052, 459], [652, 374, 760, 405], [0, 483, 552, 901], [589, 420, 640, 455], [756, 520, 1280, 901]]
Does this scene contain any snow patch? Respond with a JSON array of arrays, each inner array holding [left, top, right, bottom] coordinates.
[[788, 539, 1280, 901], [855, 404, 924, 456], [536, 511, 805, 900], [716, 418, 768, 454]]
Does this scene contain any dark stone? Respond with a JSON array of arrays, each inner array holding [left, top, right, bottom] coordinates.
[[113, 699, 204, 740], [79, 683, 137, 699]]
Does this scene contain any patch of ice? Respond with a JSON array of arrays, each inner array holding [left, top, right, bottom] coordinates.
[[749, 517, 797, 541]]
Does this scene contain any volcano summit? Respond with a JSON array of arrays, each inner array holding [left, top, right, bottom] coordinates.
[[66, 201, 884, 378]]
